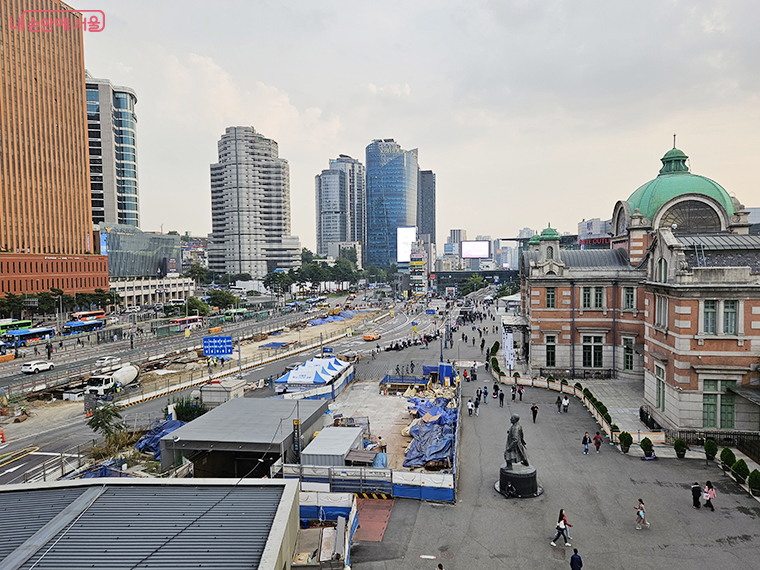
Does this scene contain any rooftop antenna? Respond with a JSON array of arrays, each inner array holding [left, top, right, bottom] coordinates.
[[673, 133, 676, 149]]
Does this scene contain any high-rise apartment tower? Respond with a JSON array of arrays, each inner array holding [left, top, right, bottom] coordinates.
[[315, 155, 365, 258], [208, 127, 300, 278]]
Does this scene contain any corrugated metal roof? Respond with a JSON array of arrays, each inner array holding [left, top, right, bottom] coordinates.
[[162, 398, 328, 447], [678, 233, 760, 250], [0, 482, 288, 570]]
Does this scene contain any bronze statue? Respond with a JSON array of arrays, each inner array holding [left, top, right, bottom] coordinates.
[[504, 413, 529, 469]]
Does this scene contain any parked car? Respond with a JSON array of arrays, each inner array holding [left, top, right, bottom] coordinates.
[[21, 360, 55, 374], [107, 316, 120, 325], [95, 355, 121, 368]]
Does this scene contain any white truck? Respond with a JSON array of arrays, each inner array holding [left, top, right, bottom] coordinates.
[[86, 364, 139, 397]]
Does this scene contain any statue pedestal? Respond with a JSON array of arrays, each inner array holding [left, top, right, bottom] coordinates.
[[495, 463, 543, 498]]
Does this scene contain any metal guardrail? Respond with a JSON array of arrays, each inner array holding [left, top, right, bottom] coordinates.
[[664, 428, 760, 464]]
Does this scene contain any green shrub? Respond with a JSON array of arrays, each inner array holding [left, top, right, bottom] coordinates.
[[748, 469, 760, 490], [595, 402, 608, 415], [640, 437, 653, 453], [560, 378, 568, 385], [610, 423, 620, 432], [547, 374, 554, 381], [513, 372, 520, 378], [732, 458, 750, 480], [574, 382, 583, 391], [703, 439, 718, 459], [490, 341, 500, 356], [720, 447, 736, 468], [603, 412, 612, 424], [618, 431, 633, 447], [583, 388, 592, 398], [673, 438, 688, 453]]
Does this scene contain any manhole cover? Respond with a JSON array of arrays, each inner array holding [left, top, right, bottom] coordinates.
[[440, 550, 454, 559]]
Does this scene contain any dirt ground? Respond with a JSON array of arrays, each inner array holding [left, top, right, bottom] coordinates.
[[0, 399, 83, 442]]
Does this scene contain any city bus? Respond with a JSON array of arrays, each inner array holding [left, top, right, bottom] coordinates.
[[168, 316, 204, 332], [2, 327, 56, 346], [62, 320, 104, 336], [223, 308, 247, 321], [71, 310, 106, 322], [0, 319, 33, 334]]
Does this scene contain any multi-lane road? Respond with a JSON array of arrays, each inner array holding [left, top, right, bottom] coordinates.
[[0, 292, 488, 485]]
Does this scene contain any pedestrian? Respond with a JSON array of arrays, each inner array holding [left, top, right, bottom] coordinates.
[[703, 481, 716, 511], [635, 498, 650, 529], [517, 385, 524, 401], [531, 403, 539, 423], [467, 399, 474, 416], [474, 398, 479, 416], [582, 432, 590, 455], [691, 482, 702, 509], [569, 548, 583, 570], [476, 387, 481, 402], [555, 395, 562, 413], [377, 436, 387, 453], [437, 564, 445, 570], [499, 390, 505, 407], [593, 431, 603, 453], [551, 509, 572, 547], [482, 387, 488, 403], [511, 385, 516, 401], [562, 395, 570, 413]]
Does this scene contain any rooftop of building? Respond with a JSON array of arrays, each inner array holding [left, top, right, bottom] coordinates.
[[0, 478, 297, 570], [626, 147, 735, 220], [524, 248, 632, 270]]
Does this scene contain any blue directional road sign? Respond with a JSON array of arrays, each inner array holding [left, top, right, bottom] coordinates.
[[322, 347, 334, 354], [425, 309, 436, 315], [203, 336, 233, 356]]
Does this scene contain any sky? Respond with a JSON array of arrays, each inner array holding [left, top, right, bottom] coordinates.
[[82, 0, 760, 249]]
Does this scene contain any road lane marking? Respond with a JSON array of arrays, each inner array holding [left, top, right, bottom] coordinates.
[[0, 447, 40, 469]]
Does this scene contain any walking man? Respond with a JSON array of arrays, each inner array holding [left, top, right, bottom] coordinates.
[[474, 398, 480, 416], [482, 387, 488, 403], [531, 403, 539, 423], [499, 390, 505, 407], [467, 399, 474, 416], [511, 385, 516, 401], [691, 482, 702, 509], [569, 548, 583, 570], [582, 432, 591, 455]]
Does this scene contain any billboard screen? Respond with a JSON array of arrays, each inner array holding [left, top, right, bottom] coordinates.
[[396, 227, 417, 263], [460, 240, 491, 259]]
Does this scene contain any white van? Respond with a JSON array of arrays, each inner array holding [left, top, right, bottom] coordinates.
[[125, 306, 140, 313]]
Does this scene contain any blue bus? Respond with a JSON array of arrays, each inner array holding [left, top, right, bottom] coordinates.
[[2, 327, 56, 346], [62, 320, 104, 336]]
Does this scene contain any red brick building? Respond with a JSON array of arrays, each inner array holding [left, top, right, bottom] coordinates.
[[522, 147, 760, 431]]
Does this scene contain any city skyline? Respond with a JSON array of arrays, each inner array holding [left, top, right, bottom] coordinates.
[[81, 1, 760, 248]]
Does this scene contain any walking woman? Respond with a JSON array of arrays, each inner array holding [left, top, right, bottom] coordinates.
[[704, 481, 716, 511], [635, 498, 650, 530], [555, 395, 562, 414], [551, 509, 572, 547]]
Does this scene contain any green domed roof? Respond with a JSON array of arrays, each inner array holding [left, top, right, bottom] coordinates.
[[626, 148, 734, 220], [539, 223, 560, 241], [528, 234, 540, 245]]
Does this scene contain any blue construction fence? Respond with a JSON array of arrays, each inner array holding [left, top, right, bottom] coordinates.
[[283, 464, 455, 502]]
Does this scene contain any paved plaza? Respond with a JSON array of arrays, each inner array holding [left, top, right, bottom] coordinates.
[[352, 337, 760, 570]]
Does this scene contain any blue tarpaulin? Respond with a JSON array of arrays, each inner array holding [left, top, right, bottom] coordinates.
[[403, 422, 455, 467], [422, 365, 438, 376], [135, 419, 186, 461], [372, 452, 388, 468], [260, 341, 288, 348]]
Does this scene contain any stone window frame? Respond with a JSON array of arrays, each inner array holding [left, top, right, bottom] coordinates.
[[546, 287, 555, 309], [623, 286, 636, 311], [655, 364, 666, 412], [696, 299, 744, 337]]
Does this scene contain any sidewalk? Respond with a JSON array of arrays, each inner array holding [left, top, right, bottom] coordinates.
[[352, 323, 760, 570]]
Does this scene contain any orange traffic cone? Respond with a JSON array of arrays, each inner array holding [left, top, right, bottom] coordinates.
[[0, 430, 5, 443]]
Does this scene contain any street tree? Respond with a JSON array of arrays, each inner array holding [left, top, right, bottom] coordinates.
[[87, 403, 124, 438]]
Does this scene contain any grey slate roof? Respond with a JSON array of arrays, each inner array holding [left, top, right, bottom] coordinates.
[[0, 480, 291, 570], [523, 248, 632, 270], [678, 233, 760, 273]]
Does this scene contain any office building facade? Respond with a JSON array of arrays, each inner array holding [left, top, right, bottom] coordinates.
[[0, 0, 108, 296], [98, 224, 180, 278], [208, 127, 300, 278], [365, 139, 418, 267], [85, 73, 140, 227], [417, 170, 436, 245]]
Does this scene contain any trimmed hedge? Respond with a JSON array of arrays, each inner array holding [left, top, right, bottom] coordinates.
[[720, 447, 736, 468]]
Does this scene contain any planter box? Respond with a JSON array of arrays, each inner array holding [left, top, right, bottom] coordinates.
[[751, 488, 760, 497], [675, 450, 686, 459], [620, 445, 630, 454]]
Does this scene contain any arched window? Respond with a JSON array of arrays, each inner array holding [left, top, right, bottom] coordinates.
[[659, 200, 721, 232], [546, 246, 554, 260], [657, 258, 668, 283]]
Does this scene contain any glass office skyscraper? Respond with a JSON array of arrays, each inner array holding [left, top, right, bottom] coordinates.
[[417, 170, 436, 245], [365, 139, 418, 267], [86, 73, 140, 227]]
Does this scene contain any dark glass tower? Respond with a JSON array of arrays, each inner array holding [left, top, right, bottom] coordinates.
[[365, 139, 418, 267]]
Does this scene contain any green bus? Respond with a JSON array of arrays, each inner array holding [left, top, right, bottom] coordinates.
[[223, 308, 248, 321], [0, 319, 33, 334]]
